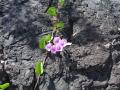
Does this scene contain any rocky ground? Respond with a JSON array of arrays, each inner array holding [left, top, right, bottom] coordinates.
[[0, 0, 120, 90]]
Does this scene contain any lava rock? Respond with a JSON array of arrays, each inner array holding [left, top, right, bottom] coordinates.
[[66, 44, 110, 70]]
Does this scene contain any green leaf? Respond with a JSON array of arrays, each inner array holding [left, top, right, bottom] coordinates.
[[39, 37, 46, 49], [44, 34, 52, 42], [58, 0, 65, 6], [35, 61, 44, 76], [47, 7, 57, 16], [39, 34, 52, 49], [54, 21, 64, 29], [0, 83, 10, 90]]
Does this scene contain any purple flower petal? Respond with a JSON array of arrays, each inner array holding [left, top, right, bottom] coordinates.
[[45, 43, 52, 51], [59, 39, 67, 47], [50, 45, 57, 54], [45, 37, 72, 54], [59, 39, 72, 47], [53, 37, 61, 44], [56, 44, 63, 52]]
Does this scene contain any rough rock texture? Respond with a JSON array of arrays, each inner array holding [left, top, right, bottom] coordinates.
[[0, 0, 120, 90]]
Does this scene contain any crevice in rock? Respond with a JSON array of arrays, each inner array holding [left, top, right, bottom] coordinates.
[[76, 50, 113, 82]]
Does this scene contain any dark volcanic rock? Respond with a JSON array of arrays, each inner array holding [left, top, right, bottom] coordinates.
[[108, 63, 120, 85], [0, 0, 120, 90], [66, 44, 110, 69]]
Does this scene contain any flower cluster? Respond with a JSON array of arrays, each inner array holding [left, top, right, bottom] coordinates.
[[45, 37, 71, 54]]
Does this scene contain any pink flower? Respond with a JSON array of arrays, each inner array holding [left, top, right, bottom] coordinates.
[[59, 39, 67, 47], [45, 37, 72, 54], [53, 37, 61, 44], [55, 43, 63, 52], [50, 45, 57, 54], [59, 39, 72, 47], [45, 43, 52, 51]]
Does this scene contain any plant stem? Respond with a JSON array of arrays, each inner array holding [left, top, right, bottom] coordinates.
[[34, 1, 63, 90], [33, 73, 40, 90], [34, 53, 48, 90]]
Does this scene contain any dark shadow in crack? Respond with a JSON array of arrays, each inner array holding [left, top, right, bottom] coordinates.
[[60, 1, 80, 42], [76, 52, 113, 81], [72, 18, 105, 46], [63, 46, 113, 82], [60, 1, 105, 45], [47, 78, 56, 90]]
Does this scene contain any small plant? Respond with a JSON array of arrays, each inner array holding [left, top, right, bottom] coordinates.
[[0, 83, 10, 90], [34, 0, 71, 90], [47, 7, 57, 16], [58, 0, 65, 6], [35, 60, 44, 76], [34, 60, 44, 90], [39, 34, 52, 49]]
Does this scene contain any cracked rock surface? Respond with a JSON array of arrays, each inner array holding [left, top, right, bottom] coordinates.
[[1, 0, 120, 90]]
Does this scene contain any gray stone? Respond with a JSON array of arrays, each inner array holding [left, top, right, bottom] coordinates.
[[1, 0, 120, 90], [69, 75, 89, 90], [108, 63, 120, 85], [55, 78, 69, 90], [67, 44, 110, 69], [4, 35, 14, 46], [106, 85, 120, 90]]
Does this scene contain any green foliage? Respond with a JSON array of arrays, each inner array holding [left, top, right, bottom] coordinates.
[[54, 21, 64, 29], [39, 34, 52, 49], [58, 0, 65, 6], [0, 83, 10, 90], [44, 34, 52, 42], [35, 60, 44, 76], [47, 7, 57, 16], [39, 37, 45, 49], [49, 26, 56, 31], [49, 22, 64, 31]]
